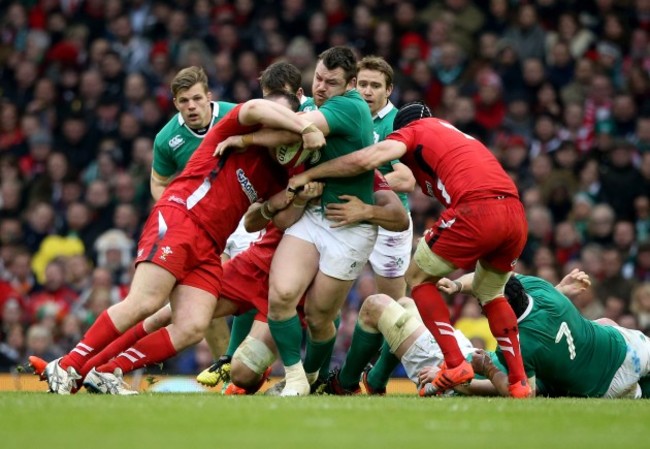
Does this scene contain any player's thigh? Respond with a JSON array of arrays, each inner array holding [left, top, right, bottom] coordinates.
[[369, 222, 413, 278], [169, 284, 218, 334], [605, 327, 650, 398], [407, 240, 455, 285], [269, 234, 320, 305], [286, 206, 377, 282], [123, 262, 177, 311], [304, 272, 355, 324]]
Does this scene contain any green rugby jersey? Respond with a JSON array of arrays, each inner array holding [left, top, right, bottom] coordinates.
[[496, 275, 627, 397], [315, 89, 375, 206], [300, 96, 317, 112], [372, 101, 409, 210], [152, 101, 237, 177]]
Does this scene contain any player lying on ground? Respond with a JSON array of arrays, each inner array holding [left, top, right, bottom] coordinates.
[[448, 272, 650, 398], [320, 268, 638, 398]]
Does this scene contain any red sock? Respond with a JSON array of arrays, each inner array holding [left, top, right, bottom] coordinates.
[[412, 282, 465, 368], [80, 321, 148, 377], [483, 296, 527, 385], [97, 328, 177, 375], [61, 311, 121, 372]]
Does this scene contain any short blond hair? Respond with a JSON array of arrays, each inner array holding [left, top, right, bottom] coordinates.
[[170, 66, 209, 97]]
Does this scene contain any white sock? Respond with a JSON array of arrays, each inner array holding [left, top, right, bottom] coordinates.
[[281, 362, 310, 396]]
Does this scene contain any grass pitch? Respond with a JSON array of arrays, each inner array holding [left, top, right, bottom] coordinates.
[[1, 392, 648, 449]]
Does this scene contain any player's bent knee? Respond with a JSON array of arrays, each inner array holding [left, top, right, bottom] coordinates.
[[377, 301, 421, 353], [473, 262, 512, 304], [396, 296, 416, 309], [232, 336, 276, 379]]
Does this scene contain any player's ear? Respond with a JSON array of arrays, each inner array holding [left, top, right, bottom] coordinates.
[[386, 83, 393, 97], [297, 87, 304, 98], [206, 90, 213, 101]]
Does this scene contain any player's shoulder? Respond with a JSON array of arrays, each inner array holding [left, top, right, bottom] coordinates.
[[214, 101, 238, 117], [299, 96, 317, 112], [154, 113, 185, 146]]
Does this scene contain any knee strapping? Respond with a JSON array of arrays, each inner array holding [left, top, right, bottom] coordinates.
[[232, 336, 276, 375], [472, 262, 511, 304], [377, 301, 421, 353]]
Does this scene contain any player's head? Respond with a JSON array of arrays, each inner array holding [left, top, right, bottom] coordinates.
[[263, 90, 300, 112], [357, 56, 394, 116], [312, 46, 357, 107], [393, 101, 433, 131], [171, 66, 213, 130], [504, 275, 528, 319], [259, 62, 303, 98]]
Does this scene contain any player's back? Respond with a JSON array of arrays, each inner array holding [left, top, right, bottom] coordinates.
[[391, 118, 518, 208], [513, 275, 627, 397], [160, 105, 287, 252]]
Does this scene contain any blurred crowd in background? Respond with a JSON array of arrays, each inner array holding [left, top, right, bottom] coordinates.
[[2, 0, 650, 376]]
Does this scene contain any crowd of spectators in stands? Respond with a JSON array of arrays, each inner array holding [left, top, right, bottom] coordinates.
[[2, 0, 650, 376]]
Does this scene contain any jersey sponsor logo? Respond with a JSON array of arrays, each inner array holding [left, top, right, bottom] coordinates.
[[160, 246, 173, 261], [167, 195, 186, 206], [439, 218, 456, 229], [373, 130, 380, 144], [425, 181, 434, 197], [236, 168, 258, 203], [169, 135, 184, 150]]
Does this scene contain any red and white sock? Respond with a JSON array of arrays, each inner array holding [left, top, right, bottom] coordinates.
[[60, 311, 120, 372], [97, 328, 177, 375], [412, 282, 465, 368], [80, 321, 148, 377], [483, 296, 527, 385]]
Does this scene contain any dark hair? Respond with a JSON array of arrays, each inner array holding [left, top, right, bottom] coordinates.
[[259, 62, 302, 95], [504, 275, 528, 318], [393, 100, 433, 130], [318, 46, 357, 83], [263, 90, 300, 112]]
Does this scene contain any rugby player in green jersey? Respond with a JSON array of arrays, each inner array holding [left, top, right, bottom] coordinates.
[[214, 46, 378, 395], [456, 273, 650, 398], [321, 269, 595, 396], [354, 56, 416, 395]]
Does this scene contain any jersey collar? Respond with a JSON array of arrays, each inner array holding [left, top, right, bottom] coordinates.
[[177, 101, 219, 127], [517, 294, 534, 323], [374, 101, 395, 120]]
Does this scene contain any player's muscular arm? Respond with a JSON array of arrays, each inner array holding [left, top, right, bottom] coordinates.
[[216, 110, 331, 154], [383, 162, 416, 193], [239, 99, 324, 151], [325, 190, 408, 231], [288, 140, 407, 193], [150, 169, 172, 201]]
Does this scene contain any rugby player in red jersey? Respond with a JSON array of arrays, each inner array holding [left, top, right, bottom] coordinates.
[[36, 92, 325, 394], [287, 101, 532, 398]]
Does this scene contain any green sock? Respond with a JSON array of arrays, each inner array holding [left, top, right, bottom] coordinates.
[[367, 340, 400, 389], [225, 309, 257, 357], [268, 315, 303, 366], [317, 315, 341, 380], [338, 322, 383, 389], [303, 334, 336, 375]]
